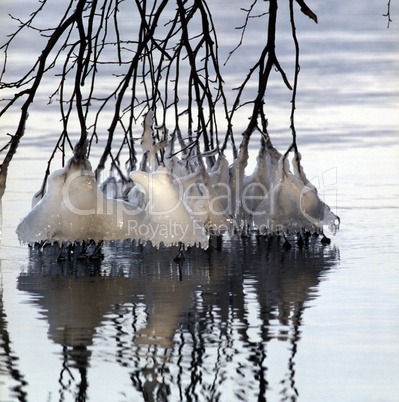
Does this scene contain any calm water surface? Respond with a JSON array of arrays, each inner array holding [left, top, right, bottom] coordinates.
[[1, 1, 399, 401]]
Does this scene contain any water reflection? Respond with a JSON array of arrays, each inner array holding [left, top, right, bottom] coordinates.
[[13, 236, 339, 401], [0, 277, 28, 401]]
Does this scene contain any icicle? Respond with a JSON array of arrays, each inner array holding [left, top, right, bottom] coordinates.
[[183, 151, 232, 235], [141, 110, 155, 165], [100, 175, 119, 199], [209, 153, 230, 216], [292, 149, 317, 193], [242, 139, 270, 227], [229, 134, 250, 230], [140, 111, 168, 172]]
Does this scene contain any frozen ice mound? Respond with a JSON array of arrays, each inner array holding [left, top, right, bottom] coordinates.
[[16, 144, 145, 245], [253, 154, 340, 235], [16, 114, 339, 249], [129, 166, 208, 249]]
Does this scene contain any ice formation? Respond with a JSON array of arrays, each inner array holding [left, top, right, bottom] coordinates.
[[16, 142, 145, 244], [129, 166, 208, 248], [16, 112, 339, 250]]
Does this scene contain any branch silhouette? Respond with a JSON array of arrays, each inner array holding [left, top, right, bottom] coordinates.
[[0, 0, 317, 200]]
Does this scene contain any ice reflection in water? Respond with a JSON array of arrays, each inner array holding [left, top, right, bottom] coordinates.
[[14, 236, 339, 401]]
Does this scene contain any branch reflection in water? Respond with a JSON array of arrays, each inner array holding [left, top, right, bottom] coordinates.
[[15, 236, 339, 401]]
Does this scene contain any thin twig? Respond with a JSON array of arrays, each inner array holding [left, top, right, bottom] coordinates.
[[383, 0, 393, 27]]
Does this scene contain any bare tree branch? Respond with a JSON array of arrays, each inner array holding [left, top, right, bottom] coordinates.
[[0, 0, 320, 200], [0, 0, 86, 200]]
